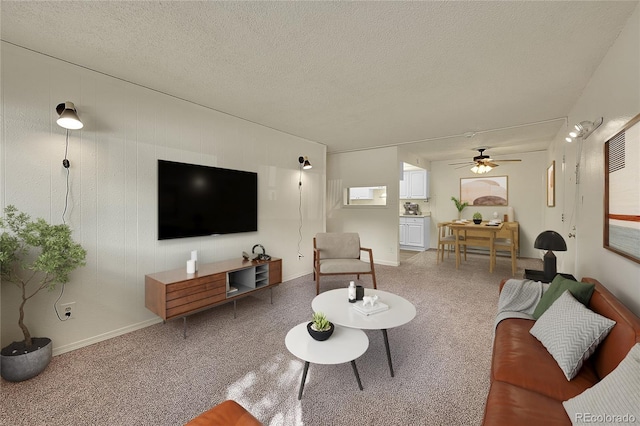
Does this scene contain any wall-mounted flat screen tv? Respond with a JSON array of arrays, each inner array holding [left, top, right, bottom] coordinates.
[[158, 160, 257, 240]]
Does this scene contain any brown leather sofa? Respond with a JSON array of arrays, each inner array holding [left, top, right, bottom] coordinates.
[[483, 277, 640, 425], [185, 400, 262, 426]]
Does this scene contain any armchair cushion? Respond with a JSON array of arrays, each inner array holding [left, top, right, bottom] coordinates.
[[319, 258, 371, 274], [315, 233, 361, 259]]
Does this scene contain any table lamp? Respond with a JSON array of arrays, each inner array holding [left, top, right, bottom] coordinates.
[[534, 230, 567, 282]]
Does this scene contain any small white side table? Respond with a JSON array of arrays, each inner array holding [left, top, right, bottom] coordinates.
[[285, 322, 369, 399]]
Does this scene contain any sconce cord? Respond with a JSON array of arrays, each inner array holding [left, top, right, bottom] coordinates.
[[297, 166, 304, 259], [62, 129, 71, 224]]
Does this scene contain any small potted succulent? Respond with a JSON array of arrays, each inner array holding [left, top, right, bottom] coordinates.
[[307, 311, 334, 341], [473, 212, 483, 224]]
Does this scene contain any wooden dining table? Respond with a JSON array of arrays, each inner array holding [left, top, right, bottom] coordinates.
[[447, 221, 504, 272]]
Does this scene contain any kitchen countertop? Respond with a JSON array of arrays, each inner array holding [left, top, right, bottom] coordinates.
[[400, 212, 431, 217]]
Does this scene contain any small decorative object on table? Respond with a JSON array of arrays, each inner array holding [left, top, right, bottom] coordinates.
[[353, 296, 389, 316], [362, 295, 379, 307], [307, 311, 334, 341], [473, 212, 482, 224], [348, 281, 356, 303]]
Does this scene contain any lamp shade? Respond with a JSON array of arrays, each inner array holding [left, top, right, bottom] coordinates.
[[534, 230, 567, 251], [56, 102, 83, 130]]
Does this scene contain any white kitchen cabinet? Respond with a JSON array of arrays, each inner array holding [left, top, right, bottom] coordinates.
[[399, 216, 431, 251], [400, 170, 429, 199], [349, 187, 373, 199]]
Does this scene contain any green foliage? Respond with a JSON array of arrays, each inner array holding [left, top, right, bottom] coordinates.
[[473, 212, 482, 220], [0, 205, 87, 347], [311, 311, 331, 332], [450, 196, 469, 212]]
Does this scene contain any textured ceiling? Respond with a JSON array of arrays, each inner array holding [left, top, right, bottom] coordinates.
[[1, 1, 637, 162]]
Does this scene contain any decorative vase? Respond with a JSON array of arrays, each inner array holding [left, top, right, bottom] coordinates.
[[307, 322, 334, 341], [1, 337, 53, 382], [473, 219, 482, 224]]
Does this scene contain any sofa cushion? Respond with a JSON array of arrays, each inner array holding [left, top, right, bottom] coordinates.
[[483, 381, 571, 426], [530, 291, 615, 380], [563, 343, 640, 424], [585, 278, 640, 379], [533, 275, 595, 319], [492, 318, 598, 401]]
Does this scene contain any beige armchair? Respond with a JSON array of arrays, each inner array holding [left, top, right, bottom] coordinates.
[[313, 232, 377, 295]]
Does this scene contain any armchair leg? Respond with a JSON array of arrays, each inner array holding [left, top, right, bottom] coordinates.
[[316, 272, 320, 295], [371, 269, 377, 289]]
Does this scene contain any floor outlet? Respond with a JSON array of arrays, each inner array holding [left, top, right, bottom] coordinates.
[[61, 302, 76, 319]]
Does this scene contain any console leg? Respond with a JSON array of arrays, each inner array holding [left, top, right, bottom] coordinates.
[[183, 317, 187, 339], [351, 360, 364, 390], [298, 361, 310, 400], [382, 329, 394, 377]]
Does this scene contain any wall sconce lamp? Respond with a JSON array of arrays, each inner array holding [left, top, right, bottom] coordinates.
[[565, 117, 603, 143], [298, 156, 312, 170], [534, 230, 567, 282], [56, 101, 83, 130]]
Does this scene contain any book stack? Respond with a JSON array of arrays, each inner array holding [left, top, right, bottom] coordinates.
[[353, 300, 389, 316]]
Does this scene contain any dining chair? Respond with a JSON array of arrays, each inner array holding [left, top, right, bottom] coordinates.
[[436, 222, 465, 263], [492, 222, 518, 275]]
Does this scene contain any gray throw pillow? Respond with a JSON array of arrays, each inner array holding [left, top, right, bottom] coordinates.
[[530, 290, 615, 380], [563, 343, 640, 424]]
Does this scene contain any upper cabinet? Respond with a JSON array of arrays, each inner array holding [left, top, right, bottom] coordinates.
[[400, 169, 429, 199]]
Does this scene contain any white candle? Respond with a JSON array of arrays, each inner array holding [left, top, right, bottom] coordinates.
[[186, 259, 196, 274], [190, 250, 198, 271]]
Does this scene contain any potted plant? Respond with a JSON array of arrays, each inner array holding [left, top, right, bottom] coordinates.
[[0, 205, 87, 381], [473, 212, 483, 224], [307, 311, 334, 341], [451, 196, 469, 220]]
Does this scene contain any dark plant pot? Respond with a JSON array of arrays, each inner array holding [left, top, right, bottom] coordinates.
[[1, 337, 53, 382], [307, 322, 334, 341], [473, 219, 482, 224]]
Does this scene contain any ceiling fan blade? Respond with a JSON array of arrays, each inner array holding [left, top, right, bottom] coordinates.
[[455, 164, 471, 169], [486, 161, 499, 167], [448, 161, 473, 166], [492, 159, 522, 163]]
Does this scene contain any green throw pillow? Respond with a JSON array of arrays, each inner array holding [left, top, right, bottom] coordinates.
[[532, 275, 595, 319]]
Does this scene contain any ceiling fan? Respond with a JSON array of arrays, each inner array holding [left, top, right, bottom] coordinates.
[[449, 148, 521, 174]]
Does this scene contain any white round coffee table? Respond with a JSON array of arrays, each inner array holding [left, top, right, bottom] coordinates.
[[285, 322, 369, 399], [312, 288, 416, 377]]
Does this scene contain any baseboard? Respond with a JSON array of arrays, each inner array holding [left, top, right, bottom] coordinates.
[[52, 317, 163, 356]]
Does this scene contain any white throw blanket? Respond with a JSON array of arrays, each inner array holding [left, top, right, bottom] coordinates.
[[494, 279, 549, 331]]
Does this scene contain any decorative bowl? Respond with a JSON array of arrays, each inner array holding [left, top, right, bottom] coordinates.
[[307, 321, 334, 341], [473, 219, 482, 224]]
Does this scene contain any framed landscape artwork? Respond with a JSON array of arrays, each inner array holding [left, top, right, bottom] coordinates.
[[547, 161, 555, 207], [460, 176, 508, 206], [604, 113, 640, 264]]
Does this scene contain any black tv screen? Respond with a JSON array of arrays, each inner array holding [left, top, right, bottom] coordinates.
[[158, 160, 257, 240]]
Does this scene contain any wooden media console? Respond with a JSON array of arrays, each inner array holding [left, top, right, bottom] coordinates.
[[145, 257, 282, 337]]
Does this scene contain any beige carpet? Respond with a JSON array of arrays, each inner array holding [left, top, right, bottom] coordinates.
[[0, 250, 542, 425]]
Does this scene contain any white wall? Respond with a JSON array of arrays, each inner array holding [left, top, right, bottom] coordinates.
[[548, 5, 640, 315], [0, 43, 326, 354], [429, 151, 547, 258], [326, 146, 400, 266]]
